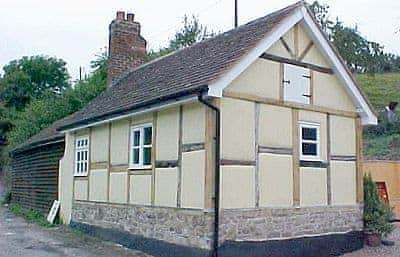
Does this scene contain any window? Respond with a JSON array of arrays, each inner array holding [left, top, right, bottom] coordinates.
[[75, 137, 89, 176], [130, 124, 153, 169], [299, 122, 320, 161], [283, 64, 311, 104]]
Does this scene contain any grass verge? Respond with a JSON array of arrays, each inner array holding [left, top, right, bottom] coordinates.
[[9, 204, 54, 227]]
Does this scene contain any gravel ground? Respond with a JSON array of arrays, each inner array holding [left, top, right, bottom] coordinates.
[[0, 178, 152, 257], [342, 225, 400, 257]]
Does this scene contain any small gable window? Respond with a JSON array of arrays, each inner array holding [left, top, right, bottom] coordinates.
[[299, 122, 320, 161], [130, 123, 153, 169], [283, 64, 311, 104], [75, 136, 89, 176]]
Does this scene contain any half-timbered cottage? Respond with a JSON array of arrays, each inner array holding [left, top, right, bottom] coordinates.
[[18, 2, 378, 257]]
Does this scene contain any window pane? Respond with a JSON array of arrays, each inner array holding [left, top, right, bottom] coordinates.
[[133, 130, 140, 146], [143, 147, 152, 165], [84, 162, 87, 172], [144, 127, 152, 145], [302, 143, 317, 156], [77, 163, 80, 173], [84, 151, 88, 161], [133, 149, 139, 164], [302, 127, 317, 140]]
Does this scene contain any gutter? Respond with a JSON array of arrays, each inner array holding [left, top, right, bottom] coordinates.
[[198, 93, 220, 257]]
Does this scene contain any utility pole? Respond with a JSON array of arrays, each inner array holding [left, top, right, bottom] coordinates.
[[234, 0, 238, 28]]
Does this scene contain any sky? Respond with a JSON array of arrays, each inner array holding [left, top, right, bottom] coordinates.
[[1, 0, 399, 81]]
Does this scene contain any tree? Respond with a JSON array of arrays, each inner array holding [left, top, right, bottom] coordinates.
[[309, 1, 333, 35], [6, 52, 107, 147], [146, 15, 214, 61], [0, 56, 70, 110], [309, 1, 398, 73]]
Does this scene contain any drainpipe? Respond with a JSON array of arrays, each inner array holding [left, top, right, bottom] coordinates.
[[198, 94, 220, 257]]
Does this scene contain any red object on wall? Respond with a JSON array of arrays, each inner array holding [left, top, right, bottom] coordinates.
[[375, 182, 389, 204]]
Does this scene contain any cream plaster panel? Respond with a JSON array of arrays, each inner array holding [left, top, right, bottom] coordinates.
[[182, 103, 206, 144], [109, 172, 128, 204], [259, 153, 293, 207], [156, 107, 179, 160], [267, 41, 292, 59], [90, 124, 109, 163], [302, 45, 330, 68], [74, 129, 90, 137], [331, 161, 356, 205], [258, 104, 292, 148], [74, 180, 88, 200], [225, 59, 280, 100], [155, 168, 178, 207], [282, 28, 295, 53], [129, 174, 152, 205], [89, 169, 108, 202], [300, 168, 327, 206], [313, 72, 356, 112], [298, 24, 312, 55], [110, 119, 130, 165], [221, 98, 255, 160], [131, 112, 153, 126], [181, 150, 205, 209], [298, 110, 327, 161], [59, 132, 74, 224], [221, 166, 255, 209], [330, 115, 356, 156]]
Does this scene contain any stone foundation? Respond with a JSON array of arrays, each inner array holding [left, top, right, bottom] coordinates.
[[72, 201, 363, 257], [220, 205, 363, 242], [72, 201, 214, 249]]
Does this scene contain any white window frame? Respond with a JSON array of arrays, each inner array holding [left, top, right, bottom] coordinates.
[[299, 122, 320, 161], [129, 123, 153, 169], [74, 136, 90, 177]]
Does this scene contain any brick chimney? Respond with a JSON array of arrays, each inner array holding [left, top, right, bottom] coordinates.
[[107, 11, 147, 86]]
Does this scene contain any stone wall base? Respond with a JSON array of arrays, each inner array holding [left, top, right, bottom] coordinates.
[[70, 221, 212, 257], [71, 221, 363, 257], [218, 231, 363, 257]]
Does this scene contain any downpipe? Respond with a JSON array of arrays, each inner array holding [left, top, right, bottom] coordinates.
[[198, 94, 221, 257]]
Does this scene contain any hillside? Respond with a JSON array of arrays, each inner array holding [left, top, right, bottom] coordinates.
[[356, 73, 400, 160]]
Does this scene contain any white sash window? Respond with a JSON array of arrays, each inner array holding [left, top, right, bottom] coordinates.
[[74, 136, 89, 176], [130, 123, 153, 169], [299, 122, 320, 161]]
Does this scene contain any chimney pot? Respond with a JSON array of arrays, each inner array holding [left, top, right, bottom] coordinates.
[[126, 13, 134, 22], [116, 11, 125, 20]]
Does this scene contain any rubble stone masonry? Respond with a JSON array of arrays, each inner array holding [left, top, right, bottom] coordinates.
[[72, 201, 362, 251]]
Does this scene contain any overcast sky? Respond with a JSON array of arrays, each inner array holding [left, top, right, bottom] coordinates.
[[1, 0, 399, 81]]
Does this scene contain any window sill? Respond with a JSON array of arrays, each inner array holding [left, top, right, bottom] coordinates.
[[74, 174, 88, 177], [128, 165, 152, 171], [299, 160, 328, 168]]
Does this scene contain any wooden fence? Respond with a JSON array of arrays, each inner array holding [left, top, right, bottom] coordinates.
[[364, 160, 400, 218], [11, 142, 65, 214]]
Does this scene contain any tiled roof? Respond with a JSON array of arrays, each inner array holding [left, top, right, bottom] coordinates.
[[14, 1, 304, 150], [58, 1, 303, 131]]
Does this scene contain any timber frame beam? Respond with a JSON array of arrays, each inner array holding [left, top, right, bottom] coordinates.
[[260, 53, 333, 74]]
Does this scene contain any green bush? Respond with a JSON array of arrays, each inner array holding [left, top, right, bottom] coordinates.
[[1, 191, 11, 204], [364, 174, 394, 236]]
